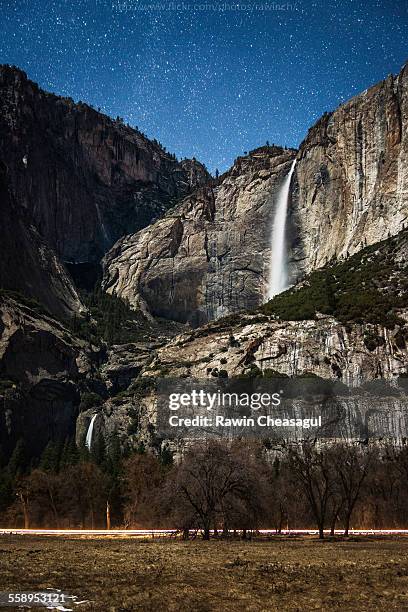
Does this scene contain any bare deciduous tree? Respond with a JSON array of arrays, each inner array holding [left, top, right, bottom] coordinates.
[[122, 453, 165, 527], [287, 441, 334, 539], [164, 440, 267, 540], [328, 443, 374, 536]]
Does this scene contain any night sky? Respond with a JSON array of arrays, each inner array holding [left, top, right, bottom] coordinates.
[[1, 0, 407, 172]]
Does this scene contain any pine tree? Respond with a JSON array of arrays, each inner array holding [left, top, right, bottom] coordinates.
[[60, 438, 79, 468], [91, 432, 107, 469], [0, 467, 12, 513], [8, 439, 26, 478], [160, 445, 173, 467], [104, 430, 124, 526], [0, 444, 6, 469], [78, 440, 91, 463], [39, 440, 62, 472], [107, 431, 122, 477]]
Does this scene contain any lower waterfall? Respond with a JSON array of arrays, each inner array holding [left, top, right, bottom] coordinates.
[[85, 414, 97, 450]]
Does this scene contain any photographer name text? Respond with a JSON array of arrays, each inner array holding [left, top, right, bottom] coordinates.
[[168, 414, 322, 429]]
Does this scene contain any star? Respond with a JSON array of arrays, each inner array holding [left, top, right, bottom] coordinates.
[[0, 0, 406, 173]]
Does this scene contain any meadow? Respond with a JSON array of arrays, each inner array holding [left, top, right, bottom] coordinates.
[[1, 535, 408, 611]]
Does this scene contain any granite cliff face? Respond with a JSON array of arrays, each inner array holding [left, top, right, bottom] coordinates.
[[102, 147, 297, 325], [103, 63, 408, 325], [144, 314, 406, 387], [0, 65, 210, 264], [2, 62, 408, 457], [292, 62, 408, 274], [0, 162, 84, 320], [0, 295, 99, 458]]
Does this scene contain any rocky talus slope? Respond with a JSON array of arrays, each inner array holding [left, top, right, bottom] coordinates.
[[0, 65, 210, 264], [103, 147, 297, 325]]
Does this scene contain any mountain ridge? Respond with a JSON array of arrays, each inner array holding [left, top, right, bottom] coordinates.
[[1, 62, 408, 458], [0, 64, 210, 265]]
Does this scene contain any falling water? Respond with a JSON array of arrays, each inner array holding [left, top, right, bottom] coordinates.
[[267, 159, 297, 299], [85, 414, 97, 450], [95, 202, 109, 244]]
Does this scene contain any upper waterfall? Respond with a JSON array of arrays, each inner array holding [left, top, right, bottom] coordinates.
[[267, 159, 297, 300]]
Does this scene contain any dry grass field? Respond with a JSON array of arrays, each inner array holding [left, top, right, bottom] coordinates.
[[1, 535, 408, 611]]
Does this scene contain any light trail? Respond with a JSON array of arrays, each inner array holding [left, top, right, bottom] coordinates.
[[1, 528, 408, 537], [0, 529, 176, 536]]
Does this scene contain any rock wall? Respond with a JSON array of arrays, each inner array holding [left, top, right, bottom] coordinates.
[[88, 232, 408, 451], [0, 65, 210, 264], [143, 313, 407, 388], [2, 61, 408, 455], [0, 162, 84, 320], [292, 62, 408, 273], [80, 309, 408, 452], [0, 296, 99, 458], [103, 147, 297, 325]]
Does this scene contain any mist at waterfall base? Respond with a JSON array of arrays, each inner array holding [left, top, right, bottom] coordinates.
[[267, 160, 297, 301]]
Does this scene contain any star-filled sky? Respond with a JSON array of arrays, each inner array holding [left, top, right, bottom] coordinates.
[[1, 0, 407, 172]]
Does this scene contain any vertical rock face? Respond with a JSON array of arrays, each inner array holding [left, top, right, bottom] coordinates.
[[0, 65, 210, 264], [292, 62, 408, 274], [0, 162, 84, 320], [0, 296, 95, 458], [180, 158, 212, 190], [102, 147, 297, 325]]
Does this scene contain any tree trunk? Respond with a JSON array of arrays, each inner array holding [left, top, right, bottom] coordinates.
[[278, 511, 283, 535], [106, 500, 111, 530], [330, 512, 337, 537], [344, 514, 351, 537], [80, 508, 86, 529], [318, 524, 324, 539], [90, 505, 95, 530], [22, 496, 29, 529], [18, 492, 29, 529], [49, 491, 59, 529], [202, 526, 210, 540]]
